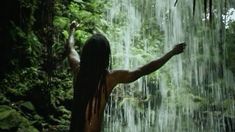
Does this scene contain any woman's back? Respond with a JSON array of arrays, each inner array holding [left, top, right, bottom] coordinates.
[[83, 73, 111, 132], [82, 70, 125, 132]]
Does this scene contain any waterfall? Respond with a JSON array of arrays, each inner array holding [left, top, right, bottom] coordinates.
[[102, 0, 235, 131]]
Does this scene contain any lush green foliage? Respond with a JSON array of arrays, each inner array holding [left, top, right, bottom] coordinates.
[[0, 0, 108, 131]]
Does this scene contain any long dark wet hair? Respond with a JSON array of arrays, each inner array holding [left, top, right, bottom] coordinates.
[[69, 33, 111, 132]]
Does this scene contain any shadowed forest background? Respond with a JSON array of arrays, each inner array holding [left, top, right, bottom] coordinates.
[[0, 0, 235, 132]]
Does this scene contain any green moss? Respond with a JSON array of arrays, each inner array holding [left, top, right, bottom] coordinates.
[[0, 105, 39, 132]]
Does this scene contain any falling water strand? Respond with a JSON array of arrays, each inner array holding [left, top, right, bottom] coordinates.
[[102, 0, 235, 132]]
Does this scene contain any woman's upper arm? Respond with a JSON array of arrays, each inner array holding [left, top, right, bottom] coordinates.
[[106, 69, 142, 93], [68, 48, 80, 73], [109, 69, 142, 86]]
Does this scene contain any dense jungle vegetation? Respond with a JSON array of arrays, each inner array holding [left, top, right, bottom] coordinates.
[[0, 0, 234, 132], [0, 0, 108, 131]]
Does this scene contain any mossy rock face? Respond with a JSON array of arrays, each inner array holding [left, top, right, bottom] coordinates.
[[0, 105, 39, 132]]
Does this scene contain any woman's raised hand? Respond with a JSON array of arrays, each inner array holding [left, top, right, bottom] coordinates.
[[70, 20, 80, 31], [172, 42, 186, 55]]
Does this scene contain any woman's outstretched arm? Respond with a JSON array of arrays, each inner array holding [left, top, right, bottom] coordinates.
[[108, 43, 186, 89], [65, 21, 80, 73]]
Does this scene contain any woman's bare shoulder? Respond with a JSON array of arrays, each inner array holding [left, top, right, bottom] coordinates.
[[105, 69, 129, 93]]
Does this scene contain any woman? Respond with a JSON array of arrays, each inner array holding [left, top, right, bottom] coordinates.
[[66, 21, 186, 132]]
